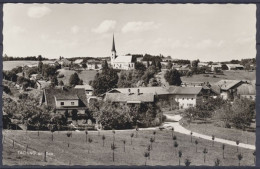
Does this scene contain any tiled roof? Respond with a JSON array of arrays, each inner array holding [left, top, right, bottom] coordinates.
[[114, 55, 133, 63], [173, 86, 202, 95], [105, 93, 154, 103], [237, 84, 256, 95], [214, 80, 242, 90], [43, 88, 88, 108], [108, 86, 170, 95]]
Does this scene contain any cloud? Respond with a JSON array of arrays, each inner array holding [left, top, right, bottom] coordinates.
[[71, 25, 80, 34], [27, 6, 51, 18], [92, 20, 116, 34], [7, 26, 26, 34], [122, 21, 160, 33]]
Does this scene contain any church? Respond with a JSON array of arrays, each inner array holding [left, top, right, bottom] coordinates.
[[110, 35, 135, 70]]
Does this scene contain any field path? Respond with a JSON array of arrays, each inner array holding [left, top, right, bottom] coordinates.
[[163, 114, 255, 150]]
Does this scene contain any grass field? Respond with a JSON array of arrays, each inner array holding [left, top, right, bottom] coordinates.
[[3, 129, 255, 166], [181, 70, 256, 83], [181, 119, 256, 146], [3, 61, 54, 71], [57, 69, 97, 85]]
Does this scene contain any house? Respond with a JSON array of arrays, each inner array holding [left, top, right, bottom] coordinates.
[[173, 87, 203, 109], [237, 83, 256, 100], [106, 86, 209, 109], [105, 92, 154, 104], [198, 62, 208, 67], [87, 60, 102, 70], [57, 58, 71, 67], [41, 87, 89, 126], [74, 84, 94, 97], [211, 64, 222, 71], [176, 67, 190, 75], [211, 80, 244, 100], [110, 35, 135, 70], [36, 80, 51, 90], [226, 64, 244, 70], [74, 59, 84, 66]]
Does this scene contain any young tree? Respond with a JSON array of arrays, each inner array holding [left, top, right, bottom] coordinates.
[[174, 141, 179, 156], [215, 158, 221, 166], [237, 153, 243, 166], [102, 135, 106, 147], [82, 63, 87, 70], [112, 130, 116, 142], [147, 145, 151, 160], [236, 140, 240, 152], [178, 150, 182, 166], [171, 127, 174, 138], [130, 133, 134, 145], [212, 135, 215, 147], [153, 131, 156, 140], [222, 144, 225, 159], [123, 140, 126, 152], [195, 140, 198, 153], [253, 151, 256, 165], [88, 137, 93, 153], [59, 80, 64, 86], [111, 142, 117, 162], [135, 126, 139, 138], [66, 131, 72, 147], [167, 61, 173, 70], [85, 129, 88, 143], [203, 148, 208, 163], [184, 159, 191, 166], [144, 151, 150, 166], [150, 137, 155, 150], [190, 131, 193, 143], [164, 69, 182, 86]]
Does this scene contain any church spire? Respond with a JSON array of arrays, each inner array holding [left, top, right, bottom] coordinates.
[[112, 34, 116, 52]]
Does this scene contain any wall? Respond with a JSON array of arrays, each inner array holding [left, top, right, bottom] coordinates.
[[113, 62, 135, 70], [175, 94, 197, 109], [55, 99, 79, 107]]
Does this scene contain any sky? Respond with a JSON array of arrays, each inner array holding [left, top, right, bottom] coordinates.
[[3, 4, 256, 62]]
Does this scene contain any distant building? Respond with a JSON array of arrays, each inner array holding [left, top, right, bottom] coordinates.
[[110, 35, 135, 70], [57, 58, 71, 67], [74, 59, 84, 65], [210, 64, 222, 71], [87, 60, 102, 70], [237, 83, 256, 100], [198, 62, 208, 67], [211, 80, 244, 100], [226, 64, 244, 70]]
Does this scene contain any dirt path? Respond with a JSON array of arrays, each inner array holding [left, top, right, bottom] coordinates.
[[163, 114, 255, 150]]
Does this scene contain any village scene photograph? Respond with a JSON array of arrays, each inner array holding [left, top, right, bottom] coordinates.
[[2, 3, 257, 166]]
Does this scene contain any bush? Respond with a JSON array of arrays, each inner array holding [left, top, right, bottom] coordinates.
[[3, 85, 11, 95]]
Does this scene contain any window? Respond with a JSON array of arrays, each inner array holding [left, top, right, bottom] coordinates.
[[61, 102, 64, 106], [191, 98, 194, 100], [182, 98, 184, 100], [71, 102, 74, 105]]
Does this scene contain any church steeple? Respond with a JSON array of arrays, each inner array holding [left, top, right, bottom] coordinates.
[[111, 34, 116, 52]]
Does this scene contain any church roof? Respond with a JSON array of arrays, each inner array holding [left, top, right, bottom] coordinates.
[[112, 34, 116, 52], [114, 55, 134, 63]]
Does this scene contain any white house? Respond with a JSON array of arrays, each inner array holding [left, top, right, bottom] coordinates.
[[226, 64, 244, 70], [110, 35, 135, 70]]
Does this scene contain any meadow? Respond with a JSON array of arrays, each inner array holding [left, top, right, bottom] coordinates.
[[3, 129, 255, 166], [3, 61, 55, 71], [181, 70, 256, 83]]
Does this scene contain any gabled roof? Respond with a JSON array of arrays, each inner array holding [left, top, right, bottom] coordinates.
[[226, 64, 244, 68], [43, 88, 88, 108], [173, 87, 202, 95], [237, 84, 256, 95], [214, 80, 242, 90], [74, 59, 84, 64], [105, 93, 154, 103], [75, 84, 93, 91], [108, 86, 169, 95], [114, 55, 134, 63]]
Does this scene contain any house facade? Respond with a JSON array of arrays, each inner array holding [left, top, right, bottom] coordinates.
[[41, 87, 89, 126]]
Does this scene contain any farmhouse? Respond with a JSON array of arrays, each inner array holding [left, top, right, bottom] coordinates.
[[226, 64, 244, 70], [86, 60, 102, 70], [237, 83, 256, 100], [211, 80, 244, 100], [40, 87, 89, 125], [105, 92, 154, 104], [74, 84, 94, 97], [110, 35, 135, 70], [211, 64, 222, 71]]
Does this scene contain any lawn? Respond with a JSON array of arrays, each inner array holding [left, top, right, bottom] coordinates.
[[57, 69, 97, 85], [3, 61, 54, 71], [181, 70, 256, 83], [3, 129, 255, 166], [180, 118, 256, 146]]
